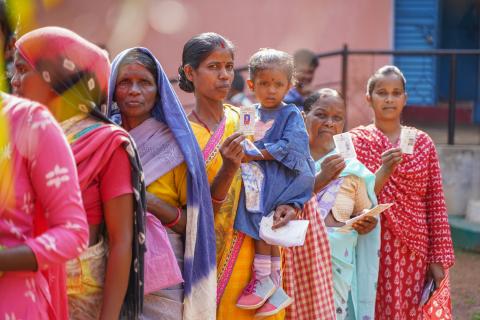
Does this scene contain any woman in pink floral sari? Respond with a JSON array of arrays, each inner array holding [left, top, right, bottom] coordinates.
[[0, 92, 88, 319]]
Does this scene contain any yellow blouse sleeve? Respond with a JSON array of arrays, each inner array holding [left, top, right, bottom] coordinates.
[[146, 162, 188, 208]]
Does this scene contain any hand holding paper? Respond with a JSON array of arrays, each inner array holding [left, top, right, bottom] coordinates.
[[337, 203, 393, 232], [260, 213, 309, 247], [333, 132, 357, 159], [400, 128, 417, 154], [239, 105, 256, 136]]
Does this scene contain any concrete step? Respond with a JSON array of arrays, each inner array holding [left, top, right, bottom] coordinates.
[[449, 215, 480, 253]]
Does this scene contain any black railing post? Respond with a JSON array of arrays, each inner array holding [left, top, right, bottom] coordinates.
[[341, 44, 348, 128], [448, 54, 457, 145]]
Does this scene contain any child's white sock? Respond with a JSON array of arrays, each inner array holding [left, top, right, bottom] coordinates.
[[253, 254, 271, 279], [271, 256, 281, 287]]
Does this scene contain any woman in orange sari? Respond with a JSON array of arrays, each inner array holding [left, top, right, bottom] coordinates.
[[178, 32, 294, 319]]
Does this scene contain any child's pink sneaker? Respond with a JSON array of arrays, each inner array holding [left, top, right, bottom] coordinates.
[[255, 286, 293, 318], [236, 273, 276, 310]]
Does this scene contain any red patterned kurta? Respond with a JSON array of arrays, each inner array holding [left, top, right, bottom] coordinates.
[[350, 124, 455, 320], [282, 196, 335, 320]]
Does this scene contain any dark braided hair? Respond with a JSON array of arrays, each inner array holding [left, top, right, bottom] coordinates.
[[367, 65, 406, 96], [178, 32, 234, 93]]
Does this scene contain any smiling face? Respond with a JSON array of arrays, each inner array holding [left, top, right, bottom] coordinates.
[[305, 94, 345, 152], [114, 62, 157, 125], [367, 73, 407, 122], [186, 48, 234, 102], [248, 68, 291, 108]]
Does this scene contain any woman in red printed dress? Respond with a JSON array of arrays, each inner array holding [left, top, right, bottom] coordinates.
[[350, 65, 455, 320]]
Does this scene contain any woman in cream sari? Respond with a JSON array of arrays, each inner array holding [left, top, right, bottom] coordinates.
[[178, 32, 295, 320]]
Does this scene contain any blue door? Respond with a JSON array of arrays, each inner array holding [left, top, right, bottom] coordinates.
[[438, 0, 480, 122], [394, 0, 439, 105]]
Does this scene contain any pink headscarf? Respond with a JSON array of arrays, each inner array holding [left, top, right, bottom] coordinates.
[[15, 26, 110, 114]]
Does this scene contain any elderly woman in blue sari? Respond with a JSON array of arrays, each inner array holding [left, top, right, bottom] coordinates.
[[303, 88, 392, 320], [107, 48, 216, 320]]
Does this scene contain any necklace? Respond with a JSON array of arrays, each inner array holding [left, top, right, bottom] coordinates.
[[192, 110, 216, 134]]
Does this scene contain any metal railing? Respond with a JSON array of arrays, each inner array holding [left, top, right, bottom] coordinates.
[[171, 45, 480, 145], [332, 45, 480, 145]]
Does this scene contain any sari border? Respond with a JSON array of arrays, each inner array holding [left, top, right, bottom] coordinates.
[[197, 106, 245, 305], [216, 230, 245, 304], [203, 116, 226, 163]]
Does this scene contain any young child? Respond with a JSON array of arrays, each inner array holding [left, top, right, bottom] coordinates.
[[234, 48, 315, 317]]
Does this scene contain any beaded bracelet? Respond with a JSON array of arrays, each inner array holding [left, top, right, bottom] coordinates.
[[164, 207, 182, 228]]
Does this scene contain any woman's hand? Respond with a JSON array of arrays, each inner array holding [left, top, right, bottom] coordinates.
[[428, 262, 446, 288], [211, 133, 245, 213], [380, 148, 402, 174], [145, 192, 158, 212], [146, 192, 186, 234], [241, 154, 254, 163], [320, 154, 346, 181], [314, 154, 346, 192], [375, 148, 402, 194], [220, 132, 245, 172], [272, 205, 297, 229], [352, 215, 378, 234]]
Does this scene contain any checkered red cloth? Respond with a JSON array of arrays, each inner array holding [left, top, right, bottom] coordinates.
[[282, 196, 335, 320]]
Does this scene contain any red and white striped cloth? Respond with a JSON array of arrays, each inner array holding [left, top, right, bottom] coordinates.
[[282, 196, 335, 320]]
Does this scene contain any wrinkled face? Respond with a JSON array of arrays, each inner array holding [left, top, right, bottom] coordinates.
[[295, 63, 316, 88], [305, 95, 345, 149], [11, 51, 56, 106], [186, 48, 234, 102], [248, 68, 291, 108], [367, 74, 407, 122], [114, 63, 157, 122]]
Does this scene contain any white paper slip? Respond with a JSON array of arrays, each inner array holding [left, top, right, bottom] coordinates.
[[333, 132, 357, 159], [259, 213, 310, 247], [239, 105, 256, 135], [337, 203, 394, 232], [400, 128, 417, 154]]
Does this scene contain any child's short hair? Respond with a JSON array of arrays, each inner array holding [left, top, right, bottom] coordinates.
[[248, 48, 294, 83], [367, 65, 406, 96], [303, 88, 345, 113], [293, 49, 319, 69]]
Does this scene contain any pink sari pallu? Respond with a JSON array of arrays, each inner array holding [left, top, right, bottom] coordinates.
[[144, 212, 183, 294]]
